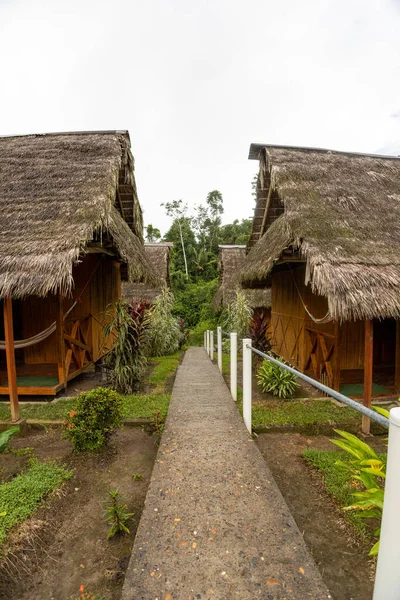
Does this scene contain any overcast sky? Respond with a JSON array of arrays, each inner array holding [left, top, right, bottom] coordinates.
[[1, 0, 399, 234]]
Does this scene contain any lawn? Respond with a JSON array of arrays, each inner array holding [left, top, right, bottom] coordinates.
[[221, 352, 361, 429], [146, 350, 182, 391], [249, 399, 360, 428], [0, 352, 183, 422]]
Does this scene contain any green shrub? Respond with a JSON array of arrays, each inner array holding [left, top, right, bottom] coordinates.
[[65, 387, 123, 453], [256, 358, 299, 399], [103, 489, 133, 539], [187, 318, 218, 346], [145, 288, 183, 356], [0, 426, 19, 453], [173, 278, 219, 327]]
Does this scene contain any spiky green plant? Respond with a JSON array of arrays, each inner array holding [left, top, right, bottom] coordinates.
[[145, 288, 183, 357], [103, 300, 148, 394], [256, 358, 299, 399]]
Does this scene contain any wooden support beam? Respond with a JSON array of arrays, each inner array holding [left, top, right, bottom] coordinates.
[[56, 294, 66, 388], [362, 319, 373, 434], [395, 320, 400, 394], [3, 297, 19, 422], [333, 321, 341, 392]]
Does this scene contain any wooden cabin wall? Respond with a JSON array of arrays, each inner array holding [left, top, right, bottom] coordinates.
[[271, 267, 306, 369], [22, 254, 121, 366]]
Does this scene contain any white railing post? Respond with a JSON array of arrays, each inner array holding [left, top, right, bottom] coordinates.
[[204, 331, 207, 350], [217, 326, 222, 372], [210, 330, 214, 361], [206, 330, 210, 356], [373, 407, 400, 600], [230, 332, 237, 401], [242, 338, 252, 434]]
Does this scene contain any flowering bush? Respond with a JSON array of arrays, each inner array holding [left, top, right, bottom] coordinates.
[[65, 387, 123, 453]]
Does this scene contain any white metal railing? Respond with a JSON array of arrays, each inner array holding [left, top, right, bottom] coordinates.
[[203, 328, 399, 600]]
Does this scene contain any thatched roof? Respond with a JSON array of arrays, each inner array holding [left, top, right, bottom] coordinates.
[[0, 130, 152, 299], [123, 242, 173, 304], [213, 245, 271, 309], [241, 144, 400, 321]]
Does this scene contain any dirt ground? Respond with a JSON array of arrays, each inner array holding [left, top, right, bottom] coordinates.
[[0, 427, 158, 600], [255, 432, 387, 600]]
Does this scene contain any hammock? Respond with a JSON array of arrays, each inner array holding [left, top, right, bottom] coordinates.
[[288, 265, 333, 325], [0, 300, 78, 350], [0, 256, 103, 350]]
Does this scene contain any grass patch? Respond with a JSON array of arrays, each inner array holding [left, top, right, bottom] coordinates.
[[0, 394, 171, 421], [146, 350, 182, 391], [0, 400, 77, 421], [248, 399, 359, 428], [302, 448, 385, 539], [0, 458, 72, 548], [121, 393, 171, 419]]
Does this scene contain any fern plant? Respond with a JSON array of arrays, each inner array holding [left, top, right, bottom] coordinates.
[[103, 300, 149, 394], [256, 358, 299, 399]]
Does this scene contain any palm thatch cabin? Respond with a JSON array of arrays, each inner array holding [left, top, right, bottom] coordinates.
[[241, 143, 400, 431], [0, 131, 152, 420], [122, 242, 173, 304], [212, 245, 271, 310]]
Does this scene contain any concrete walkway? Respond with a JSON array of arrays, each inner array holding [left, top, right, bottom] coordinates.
[[122, 348, 331, 600]]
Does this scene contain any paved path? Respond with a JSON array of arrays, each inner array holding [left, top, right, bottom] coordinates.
[[122, 348, 331, 600]]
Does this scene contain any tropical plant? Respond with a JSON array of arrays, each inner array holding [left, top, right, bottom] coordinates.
[[145, 288, 183, 356], [256, 358, 299, 399], [103, 489, 133, 539], [65, 387, 123, 453], [103, 299, 149, 394], [331, 428, 386, 555], [248, 307, 272, 353], [222, 290, 252, 341], [0, 426, 19, 453]]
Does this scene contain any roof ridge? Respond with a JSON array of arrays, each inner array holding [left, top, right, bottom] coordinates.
[[249, 143, 400, 161]]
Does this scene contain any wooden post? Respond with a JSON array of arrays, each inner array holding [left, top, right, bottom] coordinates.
[[395, 321, 400, 394], [362, 319, 373, 434], [56, 294, 66, 388], [3, 297, 19, 422], [333, 320, 341, 392]]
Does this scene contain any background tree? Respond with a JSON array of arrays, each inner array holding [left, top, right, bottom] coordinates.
[[162, 200, 190, 278], [145, 224, 161, 242]]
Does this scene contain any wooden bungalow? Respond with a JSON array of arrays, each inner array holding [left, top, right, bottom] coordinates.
[[122, 242, 173, 304], [0, 131, 152, 420], [241, 143, 400, 431], [212, 245, 271, 311]]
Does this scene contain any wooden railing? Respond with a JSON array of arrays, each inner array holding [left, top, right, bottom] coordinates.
[[305, 327, 338, 390], [64, 316, 93, 378]]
